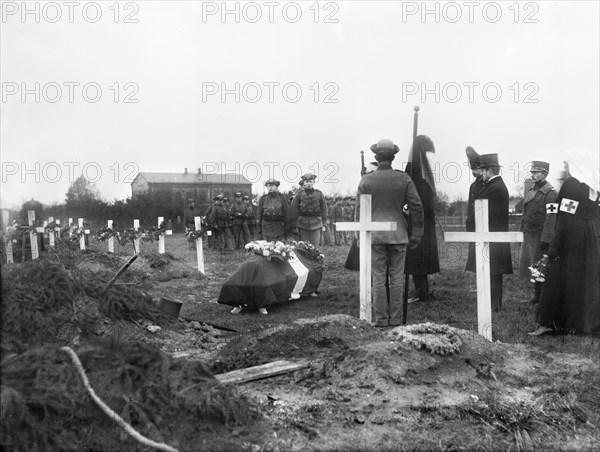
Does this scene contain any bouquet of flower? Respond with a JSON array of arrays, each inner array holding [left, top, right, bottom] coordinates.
[[44, 221, 60, 235], [120, 227, 143, 244], [245, 240, 295, 262], [95, 227, 121, 243], [291, 241, 325, 263], [1, 221, 20, 243], [139, 221, 167, 243], [529, 254, 550, 283]]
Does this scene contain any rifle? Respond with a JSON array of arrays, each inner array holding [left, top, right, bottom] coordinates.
[[360, 150, 366, 176]]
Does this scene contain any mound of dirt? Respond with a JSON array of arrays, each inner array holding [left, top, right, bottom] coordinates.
[[0, 258, 174, 355], [1, 342, 259, 452]]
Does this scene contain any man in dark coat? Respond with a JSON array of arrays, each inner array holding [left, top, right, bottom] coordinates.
[[465, 146, 485, 272], [466, 153, 512, 311], [183, 198, 197, 230], [357, 138, 424, 327], [231, 192, 251, 249], [405, 135, 440, 302]]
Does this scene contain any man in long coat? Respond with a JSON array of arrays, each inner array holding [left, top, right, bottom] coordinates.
[[358, 138, 424, 326], [466, 153, 512, 311], [404, 135, 440, 302], [518, 161, 557, 303], [465, 146, 485, 272]]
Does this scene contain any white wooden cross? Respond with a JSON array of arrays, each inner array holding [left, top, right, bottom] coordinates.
[[445, 199, 523, 341], [158, 217, 165, 254], [195, 216, 205, 274], [78, 218, 86, 250], [28, 210, 39, 260], [335, 194, 397, 323], [2, 209, 13, 263], [133, 219, 140, 254], [107, 220, 115, 253]]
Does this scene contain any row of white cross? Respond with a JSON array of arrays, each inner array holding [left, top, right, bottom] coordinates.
[[336, 195, 523, 341], [3, 197, 522, 341]]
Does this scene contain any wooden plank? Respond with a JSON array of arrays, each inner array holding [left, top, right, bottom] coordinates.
[[215, 360, 309, 385], [445, 231, 523, 243]]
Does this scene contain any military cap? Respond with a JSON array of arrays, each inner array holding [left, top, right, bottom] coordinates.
[[213, 195, 222, 201], [301, 173, 317, 181], [187, 198, 194, 203], [265, 178, 280, 187], [466, 146, 481, 169], [370, 138, 399, 155], [530, 161, 550, 173], [234, 192, 242, 197], [242, 195, 249, 200], [478, 153, 501, 168]]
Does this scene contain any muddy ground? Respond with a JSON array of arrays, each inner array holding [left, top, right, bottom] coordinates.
[[2, 243, 599, 451]]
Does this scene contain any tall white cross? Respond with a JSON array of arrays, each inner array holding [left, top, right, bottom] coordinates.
[[335, 194, 397, 323], [195, 216, 205, 274], [445, 199, 523, 341]]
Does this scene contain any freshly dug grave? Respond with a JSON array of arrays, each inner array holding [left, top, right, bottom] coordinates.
[[212, 315, 600, 451]]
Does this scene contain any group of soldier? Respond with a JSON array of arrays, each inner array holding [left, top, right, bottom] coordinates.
[[181, 176, 358, 251]]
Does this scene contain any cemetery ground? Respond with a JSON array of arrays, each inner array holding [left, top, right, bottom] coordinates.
[[2, 232, 599, 452]]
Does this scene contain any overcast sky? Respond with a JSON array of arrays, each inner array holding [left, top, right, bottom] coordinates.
[[1, 0, 599, 208]]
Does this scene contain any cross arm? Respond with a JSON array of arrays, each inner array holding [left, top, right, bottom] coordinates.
[[445, 231, 523, 243], [335, 222, 397, 232]]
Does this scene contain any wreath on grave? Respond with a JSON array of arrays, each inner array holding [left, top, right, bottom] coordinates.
[[185, 226, 205, 244], [95, 227, 121, 243], [44, 221, 60, 235], [387, 322, 462, 356], [245, 240, 295, 262], [1, 222, 20, 243], [291, 241, 325, 263], [140, 221, 167, 243]]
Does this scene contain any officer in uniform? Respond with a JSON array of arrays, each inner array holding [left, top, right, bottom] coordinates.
[[519, 160, 557, 304], [183, 198, 197, 230], [231, 192, 251, 249], [210, 195, 234, 251], [257, 179, 289, 242], [291, 173, 329, 247]]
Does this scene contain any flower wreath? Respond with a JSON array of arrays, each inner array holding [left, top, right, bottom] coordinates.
[[291, 241, 325, 263], [245, 240, 296, 262], [140, 221, 167, 243], [1, 222, 21, 242], [185, 227, 204, 243], [529, 255, 550, 283], [44, 221, 60, 235], [95, 227, 121, 243]]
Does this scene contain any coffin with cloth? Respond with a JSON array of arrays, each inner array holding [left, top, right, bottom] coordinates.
[[218, 241, 324, 313]]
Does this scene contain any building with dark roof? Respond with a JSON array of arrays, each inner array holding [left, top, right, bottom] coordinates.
[[131, 168, 252, 212]]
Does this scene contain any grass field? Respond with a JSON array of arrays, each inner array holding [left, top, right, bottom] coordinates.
[[93, 231, 599, 363]]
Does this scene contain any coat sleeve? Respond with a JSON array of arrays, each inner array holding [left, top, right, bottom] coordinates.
[[282, 193, 291, 235], [405, 177, 424, 237], [320, 193, 328, 222], [540, 189, 558, 244], [256, 197, 264, 232], [290, 193, 300, 223]]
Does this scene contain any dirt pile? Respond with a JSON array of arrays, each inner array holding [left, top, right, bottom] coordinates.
[[1, 342, 258, 452]]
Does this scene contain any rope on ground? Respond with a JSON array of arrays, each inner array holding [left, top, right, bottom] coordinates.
[[59, 346, 180, 452]]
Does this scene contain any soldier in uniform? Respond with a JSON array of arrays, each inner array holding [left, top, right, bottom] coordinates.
[[231, 192, 251, 249], [257, 179, 289, 242], [518, 161, 557, 304], [357, 138, 423, 327], [204, 196, 220, 249], [183, 198, 197, 230], [291, 173, 329, 247], [466, 153, 512, 312], [210, 195, 234, 251]]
